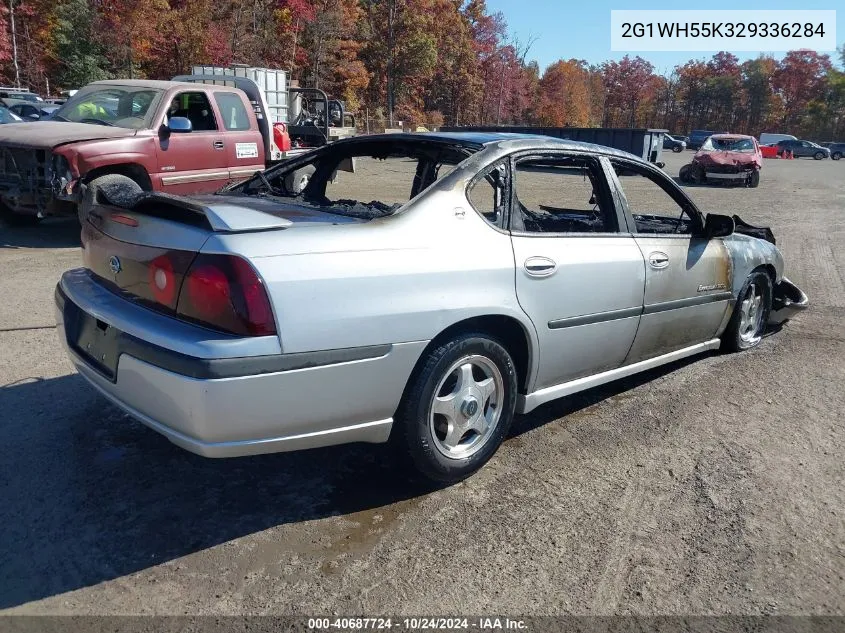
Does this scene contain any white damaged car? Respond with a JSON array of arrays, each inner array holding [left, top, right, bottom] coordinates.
[[56, 133, 808, 482]]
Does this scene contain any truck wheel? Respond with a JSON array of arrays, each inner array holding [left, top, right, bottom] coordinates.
[[283, 165, 315, 195], [392, 332, 517, 484], [748, 170, 760, 188], [0, 201, 40, 226], [79, 174, 143, 225]]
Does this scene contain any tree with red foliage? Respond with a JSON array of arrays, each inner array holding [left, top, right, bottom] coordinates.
[[773, 49, 833, 127]]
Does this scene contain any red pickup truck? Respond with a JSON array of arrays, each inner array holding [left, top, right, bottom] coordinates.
[[0, 77, 301, 225]]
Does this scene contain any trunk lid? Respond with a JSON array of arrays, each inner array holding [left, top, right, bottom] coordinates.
[[83, 200, 279, 336], [81, 190, 355, 313], [83, 210, 209, 311]]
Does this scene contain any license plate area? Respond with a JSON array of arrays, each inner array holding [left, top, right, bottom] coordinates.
[[64, 300, 120, 381]]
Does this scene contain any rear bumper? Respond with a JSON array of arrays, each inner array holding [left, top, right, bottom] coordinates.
[[56, 271, 426, 457], [769, 277, 809, 325]]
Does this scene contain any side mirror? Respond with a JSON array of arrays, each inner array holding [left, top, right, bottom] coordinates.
[[168, 116, 193, 134], [703, 213, 734, 238], [159, 116, 192, 140]]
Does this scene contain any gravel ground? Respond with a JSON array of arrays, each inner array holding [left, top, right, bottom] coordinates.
[[0, 151, 843, 617]]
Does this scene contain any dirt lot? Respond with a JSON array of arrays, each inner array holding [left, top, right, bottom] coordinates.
[[0, 151, 843, 617]]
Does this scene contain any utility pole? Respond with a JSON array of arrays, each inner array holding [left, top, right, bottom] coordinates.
[[386, 0, 396, 127], [9, 0, 21, 89], [496, 49, 505, 125]]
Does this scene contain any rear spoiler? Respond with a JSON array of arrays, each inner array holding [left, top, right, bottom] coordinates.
[[131, 192, 292, 232]]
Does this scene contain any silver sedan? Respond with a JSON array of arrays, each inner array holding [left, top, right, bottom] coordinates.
[[55, 133, 808, 482]]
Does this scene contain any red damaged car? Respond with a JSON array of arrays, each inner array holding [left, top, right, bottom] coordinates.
[[679, 134, 762, 188]]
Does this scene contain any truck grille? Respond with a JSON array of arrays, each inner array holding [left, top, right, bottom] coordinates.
[[0, 147, 51, 188]]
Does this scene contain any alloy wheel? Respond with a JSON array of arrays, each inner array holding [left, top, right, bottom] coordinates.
[[739, 282, 765, 345], [428, 355, 504, 460]]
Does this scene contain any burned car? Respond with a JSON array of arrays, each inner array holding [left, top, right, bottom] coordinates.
[[679, 134, 762, 188], [55, 133, 807, 483]]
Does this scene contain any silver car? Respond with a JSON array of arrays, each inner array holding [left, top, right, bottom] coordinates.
[[55, 133, 808, 482]]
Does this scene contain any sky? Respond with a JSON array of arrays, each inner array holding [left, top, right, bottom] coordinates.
[[486, 0, 844, 74]]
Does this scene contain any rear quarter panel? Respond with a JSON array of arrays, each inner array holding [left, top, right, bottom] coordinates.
[[200, 185, 534, 359]]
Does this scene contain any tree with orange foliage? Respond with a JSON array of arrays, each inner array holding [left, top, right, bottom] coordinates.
[[537, 59, 590, 127]]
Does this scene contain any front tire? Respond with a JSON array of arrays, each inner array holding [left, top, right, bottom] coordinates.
[[748, 169, 760, 188], [722, 271, 772, 352], [814, 151, 825, 160], [392, 333, 517, 483], [78, 174, 143, 225], [672, 145, 683, 153]]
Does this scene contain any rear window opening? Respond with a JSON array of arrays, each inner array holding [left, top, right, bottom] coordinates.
[[513, 156, 614, 234], [236, 140, 474, 219]]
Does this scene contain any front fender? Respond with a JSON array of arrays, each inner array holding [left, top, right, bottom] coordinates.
[[76, 153, 155, 178], [723, 233, 784, 298]]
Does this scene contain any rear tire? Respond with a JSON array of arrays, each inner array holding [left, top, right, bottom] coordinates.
[[831, 152, 842, 161], [722, 271, 772, 352], [78, 174, 143, 225], [392, 333, 517, 484]]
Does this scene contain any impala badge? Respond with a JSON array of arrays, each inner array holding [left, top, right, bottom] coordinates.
[[109, 256, 122, 275]]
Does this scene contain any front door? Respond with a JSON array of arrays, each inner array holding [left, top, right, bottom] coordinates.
[[154, 90, 229, 195], [509, 152, 645, 390], [609, 159, 733, 364]]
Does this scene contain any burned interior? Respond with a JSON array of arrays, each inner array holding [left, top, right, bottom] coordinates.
[[236, 138, 478, 219], [511, 155, 614, 233]]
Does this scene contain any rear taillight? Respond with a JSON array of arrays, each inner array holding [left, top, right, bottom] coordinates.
[[176, 254, 276, 336]]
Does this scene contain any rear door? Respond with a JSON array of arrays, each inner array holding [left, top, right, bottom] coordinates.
[[609, 159, 732, 364], [210, 91, 266, 183], [508, 151, 645, 390], [154, 90, 229, 195]]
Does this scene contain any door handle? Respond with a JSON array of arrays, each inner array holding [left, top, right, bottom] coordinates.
[[524, 256, 557, 277], [213, 140, 225, 150], [648, 252, 670, 269]]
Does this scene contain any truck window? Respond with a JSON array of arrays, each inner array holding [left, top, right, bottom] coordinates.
[[167, 92, 218, 132], [214, 92, 251, 131]]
